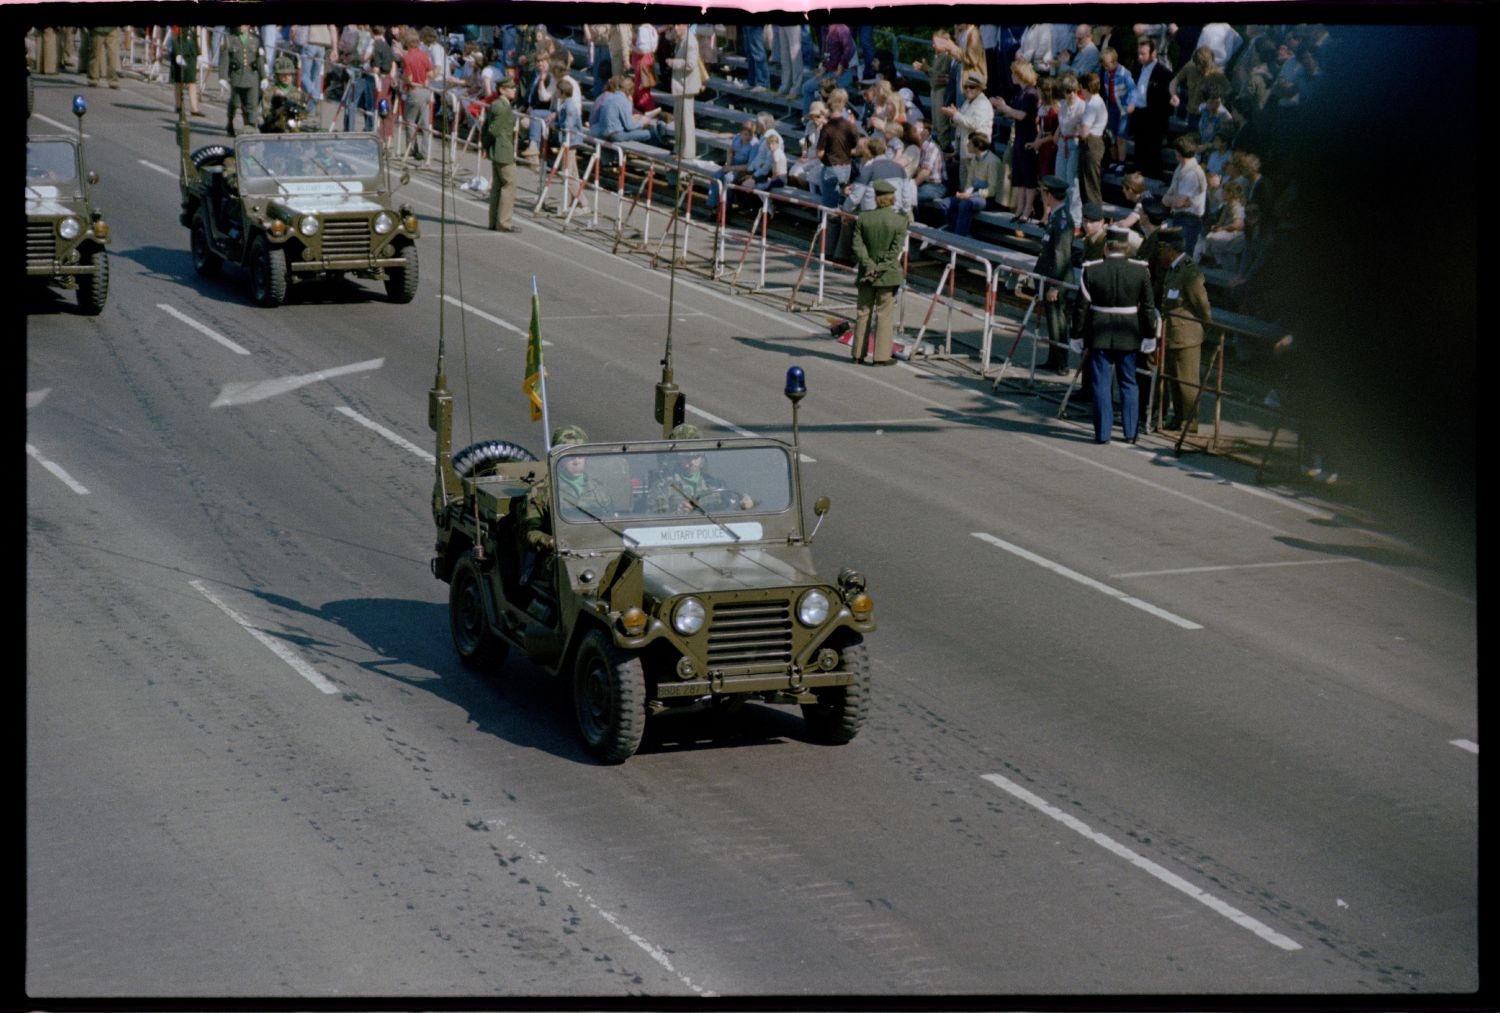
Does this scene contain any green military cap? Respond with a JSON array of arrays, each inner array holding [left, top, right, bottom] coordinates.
[[1082, 201, 1106, 222], [552, 424, 588, 445], [1157, 226, 1186, 248], [1041, 175, 1069, 197], [872, 179, 896, 195], [669, 423, 701, 439], [274, 55, 296, 75]]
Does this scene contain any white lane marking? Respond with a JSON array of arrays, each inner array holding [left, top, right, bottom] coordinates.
[[687, 405, 815, 463], [1450, 739, 1478, 754], [158, 303, 252, 355], [31, 113, 84, 135], [189, 579, 338, 694], [137, 159, 176, 178], [482, 817, 716, 996], [439, 293, 555, 344], [980, 772, 1302, 952], [26, 443, 89, 495], [211, 358, 384, 407], [27, 388, 51, 409], [334, 406, 434, 463], [1111, 558, 1363, 579], [972, 531, 1202, 630]]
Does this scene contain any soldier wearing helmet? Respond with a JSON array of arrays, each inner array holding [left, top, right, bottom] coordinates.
[[261, 54, 310, 133], [520, 424, 612, 553], [652, 424, 755, 513]]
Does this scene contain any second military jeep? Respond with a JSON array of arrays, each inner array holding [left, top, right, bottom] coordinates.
[[26, 128, 110, 315], [427, 388, 876, 763], [178, 131, 420, 307]]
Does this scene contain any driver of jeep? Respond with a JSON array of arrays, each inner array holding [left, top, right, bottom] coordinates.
[[652, 423, 754, 513], [520, 424, 611, 553]]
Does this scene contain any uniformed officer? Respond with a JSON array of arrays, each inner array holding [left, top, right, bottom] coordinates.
[[653, 424, 755, 512], [521, 424, 608, 552], [1078, 202, 1109, 262], [261, 55, 310, 133], [219, 24, 266, 137], [1154, 227, 1213, 434], [1032, 174, 1074, 373], [1074, 226, 1159, 444], [484, 76, 521, 233], [850, 178, 910, 366]]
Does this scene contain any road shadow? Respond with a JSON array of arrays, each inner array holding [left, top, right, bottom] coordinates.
[[119, 243, 401, 307], [249, 589, 813, 763]]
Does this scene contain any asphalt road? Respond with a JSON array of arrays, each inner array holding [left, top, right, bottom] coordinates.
[[25, 73, 1477, 1000]]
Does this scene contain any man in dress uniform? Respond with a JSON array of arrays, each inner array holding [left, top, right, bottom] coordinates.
[[220, 24, 266, 137], [1154, 226, 1213, 434], [1073, 226, 1159, 444], [484, 77, 521, 233], [1032, 174, 1075, 373], [851, 179, 910, 366]]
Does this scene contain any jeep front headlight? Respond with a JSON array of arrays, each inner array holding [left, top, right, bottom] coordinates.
[[58, 217, 82, 240], [298, 214, 320, 237], [797, 589, 830, 627], [373, 211, 396, 235], [672, 597, 706, 635]]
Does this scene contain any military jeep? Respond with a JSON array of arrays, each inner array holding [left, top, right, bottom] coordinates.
[[178, 130, 419, 307], [427, 388, 876, 763], [26, 127, 110, 315]]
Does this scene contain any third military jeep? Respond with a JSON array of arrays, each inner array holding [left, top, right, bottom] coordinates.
[[26, 129, 109, 315], [178, 131, 420, 307]]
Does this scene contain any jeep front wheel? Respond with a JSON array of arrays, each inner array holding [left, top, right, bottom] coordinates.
[[76, 248, 108, 315], [250, 237, 287, 307], [385, 242, 419, 303], [449, 551, 507, 671], [573, 629, 646, 763], [191, 211, 222, 278], [801, 635, 869, 744]]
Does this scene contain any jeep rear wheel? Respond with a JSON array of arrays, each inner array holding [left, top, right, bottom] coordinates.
[[449, 551, 508, 671], [191, 211, 222, 278], [573, 629, 646, 764], [250, 237, 287, 307], [76, 248, 108, 315], [801, 635, 869, 744], [385, 242, 419, 303]]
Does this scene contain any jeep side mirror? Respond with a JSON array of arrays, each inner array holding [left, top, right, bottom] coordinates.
[[87, 170, 99, 186], [400, 170, 411, 186], [808, 495, 831, 542]]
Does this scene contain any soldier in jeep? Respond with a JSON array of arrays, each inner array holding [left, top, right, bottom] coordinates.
[[651, 423, 756, 513]]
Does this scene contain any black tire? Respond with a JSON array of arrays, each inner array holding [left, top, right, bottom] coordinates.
[[250, 237, 287, 307], [385, 242, 419, 303], [801, 635, 869, 744], [449, 551, 508, 671], [190, 210, 222, 278], [573, 629, 646, 764], [76, 248, 108, 315], [451, 439, 537, 479]]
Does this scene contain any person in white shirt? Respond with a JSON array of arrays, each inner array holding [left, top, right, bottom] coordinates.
[[1054, 73, 1087, 225], [1077, 72, 1110, 206], [940, 71, 994, 163], [1161, 134, 1207, 254]]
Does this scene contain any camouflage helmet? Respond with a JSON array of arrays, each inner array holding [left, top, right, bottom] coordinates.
[[669, 423, 701, 440], [274, 55, 296, 75], [552, 423, 588, 446]]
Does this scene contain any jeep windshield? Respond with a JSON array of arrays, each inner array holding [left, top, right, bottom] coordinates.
[[235, 135, 382, 192], [26, 140, 81, 197], [554, 442, 797, 548]]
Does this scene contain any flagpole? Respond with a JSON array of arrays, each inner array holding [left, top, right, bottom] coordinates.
[[534, 275, 552, 452]]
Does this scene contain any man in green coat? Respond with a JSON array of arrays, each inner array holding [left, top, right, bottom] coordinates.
[[219, 25, 265, 137], [483, 76, 521, 232], [850, 179, 910, 365], [1154, 227, 1213, 434]]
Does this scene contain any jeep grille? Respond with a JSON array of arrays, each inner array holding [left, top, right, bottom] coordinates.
[[27, 222, 57, 267], [707, 599, 793, 667], [320, 216, 372, 257]]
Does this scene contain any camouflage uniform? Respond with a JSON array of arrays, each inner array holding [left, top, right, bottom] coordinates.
[[262, 58, 310, 133]]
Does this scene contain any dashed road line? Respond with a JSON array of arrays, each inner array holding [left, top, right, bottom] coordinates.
[[211, 358, 384, 407], [1111, 558, 1363, 579], [189, 579, 338, 694], [26, 443, 89, 495], [158, 303, 252, 355], [980, 772, 1302, 952], [973, 531, 1202, 630], [137, 158, 176, 178], [334, 406, 434, 463], [1450, 739, 1478, 754]]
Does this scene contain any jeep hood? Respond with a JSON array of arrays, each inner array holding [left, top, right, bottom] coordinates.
[[638, 547, 822, 597], [271, 192, 388, 215]]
